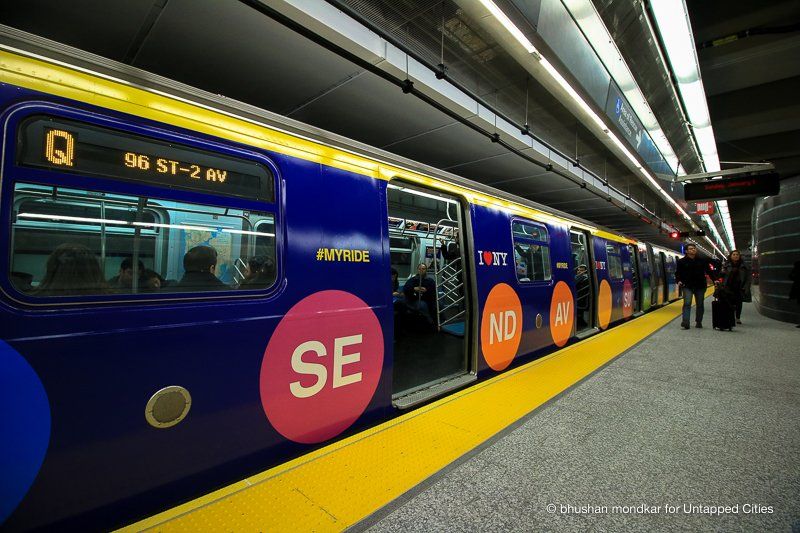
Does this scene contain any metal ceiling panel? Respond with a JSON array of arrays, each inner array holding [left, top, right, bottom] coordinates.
[[1, 0, 154, 61], [133, 0, 363, 116], [288, 71, 458, 149], [444, 152, 545, 182], [701, 34, 800, 96], [386, 122, 509, 169]]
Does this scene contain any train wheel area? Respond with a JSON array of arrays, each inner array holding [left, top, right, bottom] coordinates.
[[119, 291, 721, 532]]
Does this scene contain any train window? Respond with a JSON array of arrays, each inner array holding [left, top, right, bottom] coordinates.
[[389, 235, 416, 281], [9, 182, 276, 299], [605, 243, 624, 280], [512, 220, 551, 282]]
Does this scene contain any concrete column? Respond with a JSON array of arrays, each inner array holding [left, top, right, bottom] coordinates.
[[752, 176, 800, 323]]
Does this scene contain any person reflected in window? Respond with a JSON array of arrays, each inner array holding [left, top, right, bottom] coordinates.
[[35, 243, 109, 296], [403, 262, 436, 325], [238, 256, 275, 289], [175, 245, 227, 291], [109, 257, 145, 289], [575, 264, 591, 328]]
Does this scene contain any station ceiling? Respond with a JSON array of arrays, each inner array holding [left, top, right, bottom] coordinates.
[[597, 0, 800, 254], [4, 1, 794, 253]]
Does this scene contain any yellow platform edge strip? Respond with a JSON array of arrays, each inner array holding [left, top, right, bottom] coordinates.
[[119, 295, 696, 533], [0, 50, 633, 244]]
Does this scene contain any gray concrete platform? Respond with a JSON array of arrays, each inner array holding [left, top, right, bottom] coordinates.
[[358, 300, 800, 532]]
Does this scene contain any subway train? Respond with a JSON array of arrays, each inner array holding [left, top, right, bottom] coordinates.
[[0, 33, 682, 531]]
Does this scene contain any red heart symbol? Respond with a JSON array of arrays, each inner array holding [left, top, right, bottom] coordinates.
[[483, 251, 494, 265]]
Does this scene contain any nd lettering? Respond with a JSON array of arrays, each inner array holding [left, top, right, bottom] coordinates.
[[289, 335, 363, 398], [489, 311, 517, 344], [554, 301, 571, 326]]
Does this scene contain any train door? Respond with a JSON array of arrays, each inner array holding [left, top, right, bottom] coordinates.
[[625, 244, 641, 315], [386, 182, 472, 408], [664, 254, 678, 300], [659, 251, 669, 302], [637, 244, 652, 312], [569, 229, 595, 333], [650, 245, 664, 306]]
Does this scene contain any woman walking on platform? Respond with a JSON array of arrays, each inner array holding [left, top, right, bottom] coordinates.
[[719, 250, 750, 325]]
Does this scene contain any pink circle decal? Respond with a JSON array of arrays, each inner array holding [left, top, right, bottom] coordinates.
[[622, 279, 634, 318], [260, 290, 384, 444]]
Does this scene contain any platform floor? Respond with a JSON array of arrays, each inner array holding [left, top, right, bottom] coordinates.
[[358, 300, 800, 532]]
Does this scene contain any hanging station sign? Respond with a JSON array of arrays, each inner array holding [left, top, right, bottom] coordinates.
[[683, 173, 780, 202]]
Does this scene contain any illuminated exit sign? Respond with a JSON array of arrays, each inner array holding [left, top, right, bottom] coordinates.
[[684, 173, 780, 202]]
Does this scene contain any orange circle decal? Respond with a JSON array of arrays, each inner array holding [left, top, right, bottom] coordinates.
[[549, 281, 574, 347], [481, 283, 523, 371], [598, 279, 612, 330]]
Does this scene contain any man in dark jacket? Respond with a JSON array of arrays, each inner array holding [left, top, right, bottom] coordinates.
[[675, 243, 713, 329], [175, 245, 228, 291], [403, 262, 437, 324]]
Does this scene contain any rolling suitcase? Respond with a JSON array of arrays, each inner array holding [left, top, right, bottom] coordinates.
[[712, 295, 735, 331]]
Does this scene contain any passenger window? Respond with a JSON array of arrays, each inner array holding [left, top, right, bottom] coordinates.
[[9, 183, 276, 298], [512, 220, 551, 282], [605, 243, 623, 280]]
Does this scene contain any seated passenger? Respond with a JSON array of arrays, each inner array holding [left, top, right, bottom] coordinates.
[[175, 245, 227, 291], [35, 243, 109, 296], [403, 262, 436, 325], [238, 256, 276, 289], [140, 269, 165, 292], [108, 257, 145, 289], [391, 268, 403, 302]]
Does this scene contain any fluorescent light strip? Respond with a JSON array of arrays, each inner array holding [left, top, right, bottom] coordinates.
[[476, 0, 536, 53], [133, 222, 216, 232], [563, 0, 678, 173], [388, 183, 460, 204], [18, 213, 129, 225], [477, 0, 702, 235], [649, 0, 734, 251], [223, 228, 275, 237]]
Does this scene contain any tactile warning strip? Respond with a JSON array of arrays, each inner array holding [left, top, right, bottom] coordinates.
[[120, 297, 693, 532]]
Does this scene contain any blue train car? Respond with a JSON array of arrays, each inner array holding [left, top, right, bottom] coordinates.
[[0, 41, 681, 530]]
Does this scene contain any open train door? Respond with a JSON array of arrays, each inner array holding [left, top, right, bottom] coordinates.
[[626, 244, 642, 316], [386, 181, 474, 408], [570, 229, 595, 335]]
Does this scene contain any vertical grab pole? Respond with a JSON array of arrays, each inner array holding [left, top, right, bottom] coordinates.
[[131, 197, 147, 293]]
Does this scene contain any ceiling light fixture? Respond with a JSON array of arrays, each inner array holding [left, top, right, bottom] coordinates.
[[476, 0, 704, 240], [648, 0, 735, 251]]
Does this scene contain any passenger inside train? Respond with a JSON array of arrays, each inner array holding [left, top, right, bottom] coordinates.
[[108, 257, 145, 289], [237, 256, 276, 289], [174, 246, 228, 292], [402, 262, 437, 326]]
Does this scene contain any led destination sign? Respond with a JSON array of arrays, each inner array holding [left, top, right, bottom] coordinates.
[[17, 116, 274, 202], [683, 173, 780, 202]]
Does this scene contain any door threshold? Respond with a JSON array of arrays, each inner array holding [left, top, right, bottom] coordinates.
[[575, 328, 599, 341], [392, 373, 476, 410]]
